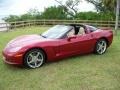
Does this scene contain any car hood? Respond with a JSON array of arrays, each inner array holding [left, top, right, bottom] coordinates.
[[6, 34, 50, 48]]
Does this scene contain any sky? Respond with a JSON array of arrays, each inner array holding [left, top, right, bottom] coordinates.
[[0, 0, 95, 19]]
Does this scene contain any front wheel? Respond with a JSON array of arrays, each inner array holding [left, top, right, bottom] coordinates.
[[24, 49, 45, 69], [94, 39, 107, 55]]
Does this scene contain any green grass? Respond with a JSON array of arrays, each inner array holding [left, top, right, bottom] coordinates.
[[0, 26, 120, 90]]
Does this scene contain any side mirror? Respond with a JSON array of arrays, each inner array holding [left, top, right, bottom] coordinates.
[[67, 36, 76, 41]]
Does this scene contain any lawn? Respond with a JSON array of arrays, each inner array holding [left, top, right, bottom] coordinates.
[[0, 26, 120, 90]]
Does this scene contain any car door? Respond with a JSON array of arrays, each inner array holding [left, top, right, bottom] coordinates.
[[74, 33, 96, 54], [58, 36, 78, 58], [58, 33, 96, 58]]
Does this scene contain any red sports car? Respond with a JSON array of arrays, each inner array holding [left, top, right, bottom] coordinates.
[[2, 24, 113, 68]]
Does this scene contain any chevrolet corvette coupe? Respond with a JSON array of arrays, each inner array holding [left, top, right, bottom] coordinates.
[[2, 24, 113, 68]]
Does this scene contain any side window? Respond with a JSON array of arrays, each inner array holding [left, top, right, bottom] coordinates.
[[67, 29, 75, 37]]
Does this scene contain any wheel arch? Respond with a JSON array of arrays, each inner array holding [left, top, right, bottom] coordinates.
[[94, 37, 108, 54], [98, 37, 109, 46], [23, 47, 47, 63]]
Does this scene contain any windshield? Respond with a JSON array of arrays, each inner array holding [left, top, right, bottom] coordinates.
[[41, 25, 72, 39]]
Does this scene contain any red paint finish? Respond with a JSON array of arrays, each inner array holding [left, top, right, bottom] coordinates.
[[2, 25, 113, 66]]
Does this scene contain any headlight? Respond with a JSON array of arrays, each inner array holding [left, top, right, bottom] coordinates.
[[9, 47, 22, 53]]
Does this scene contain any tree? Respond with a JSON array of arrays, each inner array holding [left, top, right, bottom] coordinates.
[[41, 6, 67, 19], [55, 0, 81, 18], [75, 12, 98, 20], [27, 9, 41, 20], [85, 0, 104, 12], [3, 15, 20, 22], [86, 0, 119, 33], [86, 0, 116, 12], [20, 14, 34, 21], [102, 0, 116, 13]]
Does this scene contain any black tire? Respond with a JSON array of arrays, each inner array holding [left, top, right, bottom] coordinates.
[[24, 49, 46, 69], [94, 39, 108, 55]]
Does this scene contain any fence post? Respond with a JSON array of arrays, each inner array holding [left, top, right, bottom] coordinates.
[[34, 20, 36, 26], [29, 21, 31, 27], [14, 22, 16, 29], [44, 19, 46, 26], [6, 23, 9, 32]]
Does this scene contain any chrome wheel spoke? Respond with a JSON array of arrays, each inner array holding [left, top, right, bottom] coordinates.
[[29, 54, 34, 58], [37, 59, 43, 62], [101, 41, 104, 45], [98, 49, 102, 54], [28, 54, 34, 64], [34, 61, 37, 67], [28, 59, 34, 64], [36, 52, 40, 57], [97, 46, 101, 51]]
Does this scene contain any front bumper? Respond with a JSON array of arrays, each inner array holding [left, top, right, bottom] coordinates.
[[2, 51, 23, 65]]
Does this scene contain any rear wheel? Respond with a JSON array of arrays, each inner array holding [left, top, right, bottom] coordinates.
[[24, 49, 45, 69], [94, 39, 107, 55]]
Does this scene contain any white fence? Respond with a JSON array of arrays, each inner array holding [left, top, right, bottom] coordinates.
[[0, 20, 120, 31]]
